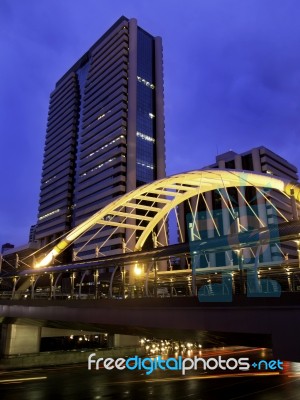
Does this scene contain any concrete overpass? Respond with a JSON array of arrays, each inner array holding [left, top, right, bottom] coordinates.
[[1, 294, 300, 362]]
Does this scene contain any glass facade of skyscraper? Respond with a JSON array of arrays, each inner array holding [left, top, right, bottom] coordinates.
[[136, 29, 156, 185]]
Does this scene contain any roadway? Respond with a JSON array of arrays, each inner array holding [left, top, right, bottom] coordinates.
[[0, 348, 299, 400]]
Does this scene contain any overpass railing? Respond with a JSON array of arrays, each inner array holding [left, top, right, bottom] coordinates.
[[1, 259, 300, 301]]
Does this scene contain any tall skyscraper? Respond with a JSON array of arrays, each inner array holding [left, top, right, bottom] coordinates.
[[35, 16, 166, 260]]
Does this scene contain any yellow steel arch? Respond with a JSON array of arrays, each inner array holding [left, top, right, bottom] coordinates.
[[36, 169, 300, 268]]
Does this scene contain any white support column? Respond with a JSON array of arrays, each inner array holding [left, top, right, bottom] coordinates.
[[0, 324, 41, 356]]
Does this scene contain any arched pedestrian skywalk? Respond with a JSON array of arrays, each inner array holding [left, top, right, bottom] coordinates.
[[36, 169, 300, 268]]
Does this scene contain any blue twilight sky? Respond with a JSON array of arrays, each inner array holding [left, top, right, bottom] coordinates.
[[1, 0, 300, 246]]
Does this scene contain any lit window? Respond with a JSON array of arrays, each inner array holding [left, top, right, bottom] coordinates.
[[86, 136, 124, 159], [137, 76, 155, 89], [44, 175, 56, 184], [137, 161, 154, 170], [136, 131, 155, 143], [97, 110, 111, 121], [80, 157, 116, 177], [39, 209, 60, 220]]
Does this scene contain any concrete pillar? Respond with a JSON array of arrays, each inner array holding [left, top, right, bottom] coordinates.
[[113, 334, 140, 347], [0, 324, 41, 356]]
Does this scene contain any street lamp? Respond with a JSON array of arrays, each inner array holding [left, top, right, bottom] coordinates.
[[134, 263, 142, 276], [134, 263, 144, 298]]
